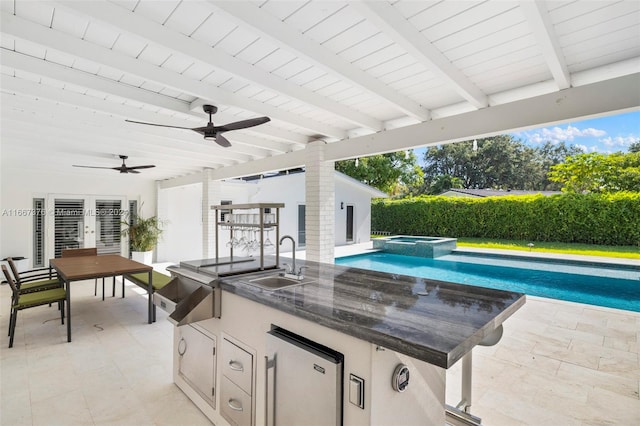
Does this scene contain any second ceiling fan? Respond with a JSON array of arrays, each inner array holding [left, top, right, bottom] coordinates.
[[125, 104, 270, 148]]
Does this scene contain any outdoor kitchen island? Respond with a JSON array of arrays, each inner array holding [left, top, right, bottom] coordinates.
[[165, 257, 525, 426]]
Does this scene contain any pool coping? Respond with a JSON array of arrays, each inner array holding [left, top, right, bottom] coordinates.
[[322, 241, 639, 269], [452, 246, 640, 270]]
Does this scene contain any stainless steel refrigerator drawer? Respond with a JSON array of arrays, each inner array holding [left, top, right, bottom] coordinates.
[[221, 376, 252, 426], [266, 326, 343, 426], [222, 338, 253, 394]]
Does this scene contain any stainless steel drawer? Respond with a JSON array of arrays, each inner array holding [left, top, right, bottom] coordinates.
[[222, 338, 253, 394], [221, 376, 252, 426], [154, 276, 201, 313]]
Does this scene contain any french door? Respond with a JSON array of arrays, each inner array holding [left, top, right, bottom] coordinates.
[[346, 205, 354, 243], [46, 195, 127, 259]]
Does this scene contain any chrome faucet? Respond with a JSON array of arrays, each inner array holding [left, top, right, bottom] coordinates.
[[279, 235, 303, 279]]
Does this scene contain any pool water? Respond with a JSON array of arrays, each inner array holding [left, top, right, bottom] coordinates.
[[335, 252, 640, 312]]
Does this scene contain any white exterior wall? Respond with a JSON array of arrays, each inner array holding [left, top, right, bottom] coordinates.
[[247, 173, 305, 245], [156, 172, 380, 264], [334, 178, 377, 246], [0, 168, 156, 267], [156, 183, 202, 263]]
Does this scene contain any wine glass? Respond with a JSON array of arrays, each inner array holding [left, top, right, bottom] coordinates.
[[263, 228, 273, 247]]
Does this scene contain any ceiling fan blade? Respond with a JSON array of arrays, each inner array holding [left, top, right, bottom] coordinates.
[[215, 117, 270, 132], [126, 165, 156, 170], [191, 126, 211, 135], [72, 165, 115, 169], [215, 133, 232, 148], [125, 119, 194, 130], [127, 170, 141, 174]]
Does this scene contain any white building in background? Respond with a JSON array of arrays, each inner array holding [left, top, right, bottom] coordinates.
[[156, 170, 387, 264]]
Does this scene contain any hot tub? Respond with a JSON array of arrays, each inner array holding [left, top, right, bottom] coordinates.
[[372, 235, 457, 258]]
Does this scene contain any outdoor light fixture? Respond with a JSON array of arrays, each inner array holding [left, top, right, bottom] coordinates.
[[341, 202, 344, 210]]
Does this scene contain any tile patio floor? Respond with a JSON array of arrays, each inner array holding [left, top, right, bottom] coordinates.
[[1, 253, 638, 425]]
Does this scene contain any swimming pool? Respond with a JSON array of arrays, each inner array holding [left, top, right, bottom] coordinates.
[[335, 252, 640, 312]]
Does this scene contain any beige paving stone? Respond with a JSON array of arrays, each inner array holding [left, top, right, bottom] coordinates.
[[550, 309, 583, 330], [545, 323, 605, 346], [30, 389, 94, 426], [0, 385, 31, 426], [492, 344, 562, 375], [557, 361, 638, 400], [597, 354, 640, 378], [532, 340, 600, 370], [580, 386, 640, 425], [474, 388, 582, 426], [604, 335, 635, 351]]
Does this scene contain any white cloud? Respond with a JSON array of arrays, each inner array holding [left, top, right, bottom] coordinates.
[[521, 125, 607, 145], [600, 135, 637, 147]]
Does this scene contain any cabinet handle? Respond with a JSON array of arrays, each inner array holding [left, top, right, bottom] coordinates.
[[178, 338, 187, 356], [265, 355, 276, 426], [228, 360, 244, 372], [227, 398, 243, 412]]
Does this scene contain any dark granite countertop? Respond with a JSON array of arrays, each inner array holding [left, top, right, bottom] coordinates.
[[220, 257, 525, 369]]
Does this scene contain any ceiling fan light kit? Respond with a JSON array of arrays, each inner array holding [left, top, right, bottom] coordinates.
[[125, 104, 270, 147]]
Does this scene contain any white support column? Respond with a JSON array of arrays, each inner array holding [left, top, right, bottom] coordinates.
[[202, 170, 222, 259], [305, 141, 335, 263]]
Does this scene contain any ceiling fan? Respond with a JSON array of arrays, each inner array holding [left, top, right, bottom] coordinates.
[[73, 155, 155, 174], [125, 104, 270, 147]]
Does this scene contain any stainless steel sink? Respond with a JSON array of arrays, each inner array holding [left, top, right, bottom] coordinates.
[[245, 275, 315, 290]]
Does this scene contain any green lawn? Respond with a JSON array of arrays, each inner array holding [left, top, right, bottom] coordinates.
[[455, 238, 640, 260]]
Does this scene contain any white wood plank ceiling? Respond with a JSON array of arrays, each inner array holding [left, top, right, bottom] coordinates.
[[1, 0, 639, 182]]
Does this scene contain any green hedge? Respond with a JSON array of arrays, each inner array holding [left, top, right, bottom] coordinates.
[[371, 193, 640, 246]]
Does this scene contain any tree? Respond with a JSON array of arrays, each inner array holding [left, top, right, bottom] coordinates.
[[629, 140, 640, 153], [548, 151, 640, 193], [335, 151, 424, 195], [422, 136, 583, 193], [535, 141, 584, 190], [427, 174, 464, 195]]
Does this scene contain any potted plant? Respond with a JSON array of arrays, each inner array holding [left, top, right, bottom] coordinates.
[[121, 210, 164, 265]]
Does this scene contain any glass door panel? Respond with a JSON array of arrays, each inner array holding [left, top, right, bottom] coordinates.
[[95, 199, 122, 255], [53, 199, 85, 258]]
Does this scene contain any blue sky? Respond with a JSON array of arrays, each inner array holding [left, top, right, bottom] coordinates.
[[511, 110, 640, 153], [414, 110, 639, 165]]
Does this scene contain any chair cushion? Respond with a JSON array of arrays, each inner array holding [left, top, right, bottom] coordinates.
[[126, 271, 173, 291], [15, 288, 66, 309], [20, 279, 62, 292]]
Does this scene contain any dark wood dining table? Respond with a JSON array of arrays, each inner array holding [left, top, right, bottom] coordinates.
[[50, 254, 153, 342]]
